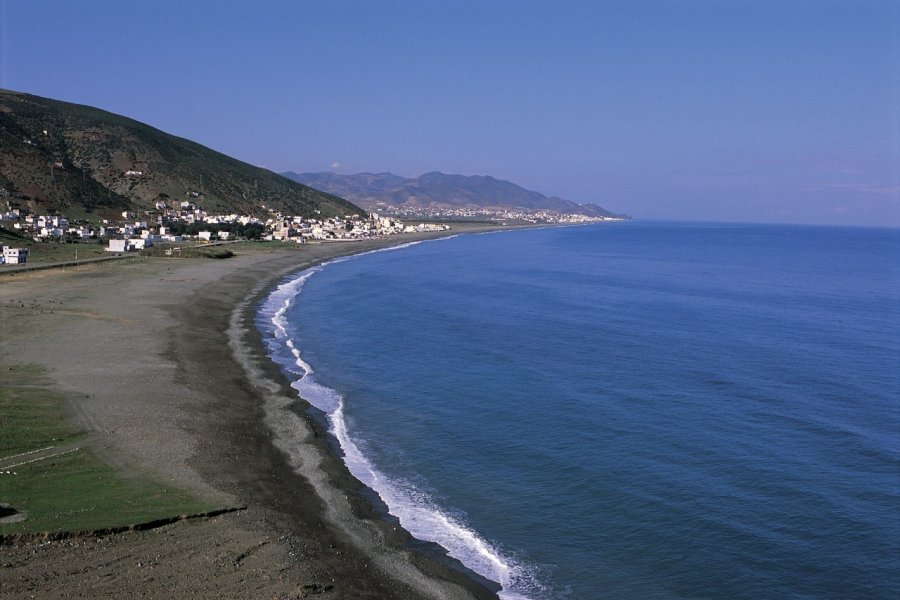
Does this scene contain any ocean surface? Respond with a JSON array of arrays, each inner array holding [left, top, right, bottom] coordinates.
[[259, 222, 900, 600]]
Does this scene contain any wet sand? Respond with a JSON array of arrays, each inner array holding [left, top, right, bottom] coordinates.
[[0, 228, 509, 599]]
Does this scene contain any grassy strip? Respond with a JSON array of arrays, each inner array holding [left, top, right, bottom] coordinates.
[[189, 247, 234, 259], [0, 448, 212, 534], [0, 365, 216, 534], [0, 366, 82, 455], [0, 506, 246, 544], [0, 238, 109, 265]]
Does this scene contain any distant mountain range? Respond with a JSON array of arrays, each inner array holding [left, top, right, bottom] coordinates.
[[282, 171, 626, 218], [0, 89, 361, 219]]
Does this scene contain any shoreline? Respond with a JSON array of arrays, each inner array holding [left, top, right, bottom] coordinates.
[[222, 228, 510, 598], [256, 241, 525, 595], [0, 224, 525, 599]]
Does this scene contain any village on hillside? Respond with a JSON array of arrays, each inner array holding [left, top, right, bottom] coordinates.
[[0, 193, 620, 265]]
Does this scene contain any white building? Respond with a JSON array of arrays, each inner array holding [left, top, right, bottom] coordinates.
[[2, 246, 29, 264], [106, 239, 135, 253], [40, 227, 64, 238]]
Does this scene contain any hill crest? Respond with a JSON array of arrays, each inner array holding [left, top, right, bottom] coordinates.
[[0, 89, 362, 219]]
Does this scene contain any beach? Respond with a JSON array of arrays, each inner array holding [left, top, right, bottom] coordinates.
[[0, 228, 506, 599]]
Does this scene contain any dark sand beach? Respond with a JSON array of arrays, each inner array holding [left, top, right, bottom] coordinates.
[[0, 228, 507, 599]]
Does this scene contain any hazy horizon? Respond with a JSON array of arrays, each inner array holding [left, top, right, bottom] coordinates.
[[1, 0, 897, 227]]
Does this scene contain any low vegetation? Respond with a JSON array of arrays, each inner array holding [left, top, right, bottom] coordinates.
[[1, 228, 109, 264], [0, 365, 82, 455], [190, 247, 234, 259], [0, 365, 214, 534], [0, 449, 211, 533]]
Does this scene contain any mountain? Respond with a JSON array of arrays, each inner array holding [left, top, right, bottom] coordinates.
[[0, 89, 362, 219], [283, 171, 625, 218]]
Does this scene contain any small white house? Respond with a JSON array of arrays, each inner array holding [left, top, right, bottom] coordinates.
[[198, 231, 212, 241], [217, 231, 230, 241], [106, 239, 134, 253], [2, 246, 29, 264]]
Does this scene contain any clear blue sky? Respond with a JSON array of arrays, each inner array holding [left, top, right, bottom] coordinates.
[[1, 0, 897, 226]]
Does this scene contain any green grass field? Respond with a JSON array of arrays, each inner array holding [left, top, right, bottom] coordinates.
[[0, 365, 83, 454], [0, 235, 110, 265], [0, 365, 215, 534], [0, 448, 211, 533]]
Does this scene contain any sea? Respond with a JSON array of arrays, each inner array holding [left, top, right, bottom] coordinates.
[[258, 221, 900, 600]]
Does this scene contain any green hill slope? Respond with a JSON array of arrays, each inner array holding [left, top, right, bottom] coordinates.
[[0, 89, 361, 219]]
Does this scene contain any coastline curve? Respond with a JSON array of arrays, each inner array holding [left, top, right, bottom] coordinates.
[[256, 239, 540, 600]]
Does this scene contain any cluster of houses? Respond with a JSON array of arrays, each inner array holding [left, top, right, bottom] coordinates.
[[263, 213, 448, 243], [0, 213, 85, 240], [1, 190, 620, 266], [100, 211, 449, 253], [0, 198, 451, 263], [369, 204, 621, 224]]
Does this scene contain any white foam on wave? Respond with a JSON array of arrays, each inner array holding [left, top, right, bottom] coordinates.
[[329, 396, 541, 600], [259, 240, 544, 600]]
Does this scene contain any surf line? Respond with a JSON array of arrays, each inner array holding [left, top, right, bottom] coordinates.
[[261, 239, 538, 600]]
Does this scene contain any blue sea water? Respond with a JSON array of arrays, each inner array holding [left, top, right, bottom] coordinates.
[[260, 222, 900, 599]]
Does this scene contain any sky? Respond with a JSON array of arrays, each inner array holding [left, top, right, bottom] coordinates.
[[1, 0, 897, 226]]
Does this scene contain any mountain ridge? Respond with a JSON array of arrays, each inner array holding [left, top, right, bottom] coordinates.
[[282, 171, 625, 218]]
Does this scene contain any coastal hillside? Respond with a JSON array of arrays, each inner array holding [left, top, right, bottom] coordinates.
[[0, 89, 362, 219], [0, 225, 28, 245], [283, 171, 626, 218]]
